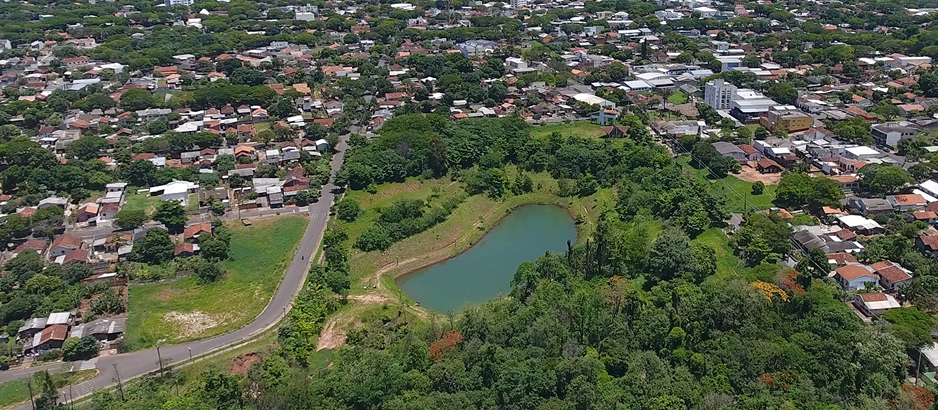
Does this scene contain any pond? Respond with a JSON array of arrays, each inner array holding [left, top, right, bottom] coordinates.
[[396, 205, 577, 313]]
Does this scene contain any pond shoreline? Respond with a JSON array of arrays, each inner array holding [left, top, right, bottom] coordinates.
[[388, 198, 579, 282], [394, 204, 577, 312]]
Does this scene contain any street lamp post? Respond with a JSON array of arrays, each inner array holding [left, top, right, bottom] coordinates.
[[188, 346, 192, 361]]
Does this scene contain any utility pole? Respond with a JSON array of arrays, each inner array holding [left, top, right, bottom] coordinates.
[[26, 377, 36, 410], [113, 363, 125, 401], [188, 346, 192, 361], [70, 385, 75, 409], [156, 339, 165, 377]]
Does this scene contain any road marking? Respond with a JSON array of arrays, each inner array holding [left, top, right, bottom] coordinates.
[[78, 357, 98, 371]]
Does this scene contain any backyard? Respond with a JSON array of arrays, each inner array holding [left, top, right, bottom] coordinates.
[[124, 215, 308, 350]]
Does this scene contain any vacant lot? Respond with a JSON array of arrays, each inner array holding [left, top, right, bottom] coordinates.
[[529, 121, 606, 139], [680, 157, 778, 213], [736, 164, 783, 185], [668, 91, 688, 105], [125, 216, 308, 349], [122, 191, 161, 214]]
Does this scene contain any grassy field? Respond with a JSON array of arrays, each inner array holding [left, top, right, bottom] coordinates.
[[0, 370, 97, 409], [693, 227, 741, 279], [338, 170, 611, 295], [680, 156, 778, 213], [122, 191, 161, 214], [706, 175, 778, 213], [529, 121, 606, 139], [668, 91, 688, 105], [125, 216, 308, 350]]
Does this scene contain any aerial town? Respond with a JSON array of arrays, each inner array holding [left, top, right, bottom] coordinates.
[[3, 0, 938, 407]]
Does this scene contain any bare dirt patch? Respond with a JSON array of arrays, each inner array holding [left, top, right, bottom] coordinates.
[[230, 352, 260, 375], [316, 317, 347, 351], [736, 164, 782, 185], [163, 311, 226, 338]]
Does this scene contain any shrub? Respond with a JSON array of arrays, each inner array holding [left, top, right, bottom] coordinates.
[[752, 181, 765, 195], [336, 199, 362, 222]]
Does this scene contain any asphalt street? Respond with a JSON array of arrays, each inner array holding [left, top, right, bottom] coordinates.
[[1, 135, 348, 407]]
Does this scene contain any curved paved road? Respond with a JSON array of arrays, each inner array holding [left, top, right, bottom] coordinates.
[[2, 136, 348, 407]]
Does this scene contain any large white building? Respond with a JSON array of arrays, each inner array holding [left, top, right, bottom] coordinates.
[[164, 0, 193, 6], [704, 79, 737, 109]]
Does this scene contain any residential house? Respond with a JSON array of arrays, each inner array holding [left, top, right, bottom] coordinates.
[[737, 144, 761, 161], [601, 125, 630, 138], [234, 145, 256, 159], [69, 318, 126, 343], [756, 158, 783, 173], [181, 151, 201, 164], [872, 260, 913, 291], [916, 235, 938, 258], [833, 264, 879, 291], [183, 222, 213, 241], [50, 235, 83, 257], [712, 141, 747, 162], [887, 194, 927, 211], [847, 197, 894, 216], [174, 242, 199, 257], [872, 122, 922, 148], [266, 149, 282, 164], [17, 318, 47, 339], [76, 203, 98, 223], [32, 325, 68, 353], [853, 293, 901, 317]]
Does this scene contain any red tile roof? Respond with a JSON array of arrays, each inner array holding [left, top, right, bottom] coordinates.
[[52, 235, 83, 250], [183, 223, 213, 240], [892, 194, 926, 206], [827, 252, 858, 265], [835, 265, 877, 281], [14, 240, 47, 253], [39, 325, 69, 344], [63, 248, 89, 264]]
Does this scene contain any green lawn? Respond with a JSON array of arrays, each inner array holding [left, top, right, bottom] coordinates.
[[693, 228, 741, 278], [122, 191, 161, 214], [680, 157, 777, 213], [529, 121, 606, 139], [0, 370, 97, 409], [188, 193, 200, 211], [706, 176, 778, 213], [668, 91, 688, 105], [125, 216, 308, 350]]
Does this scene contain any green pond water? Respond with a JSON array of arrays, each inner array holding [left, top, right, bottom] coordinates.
[[396, 205, 577, 313]]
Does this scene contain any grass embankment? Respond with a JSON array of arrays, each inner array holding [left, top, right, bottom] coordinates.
[[338, 170, 610, 295], [0, 370, 97, 409], [125, 216, 308, 350], [122, 191, 161, 214]]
